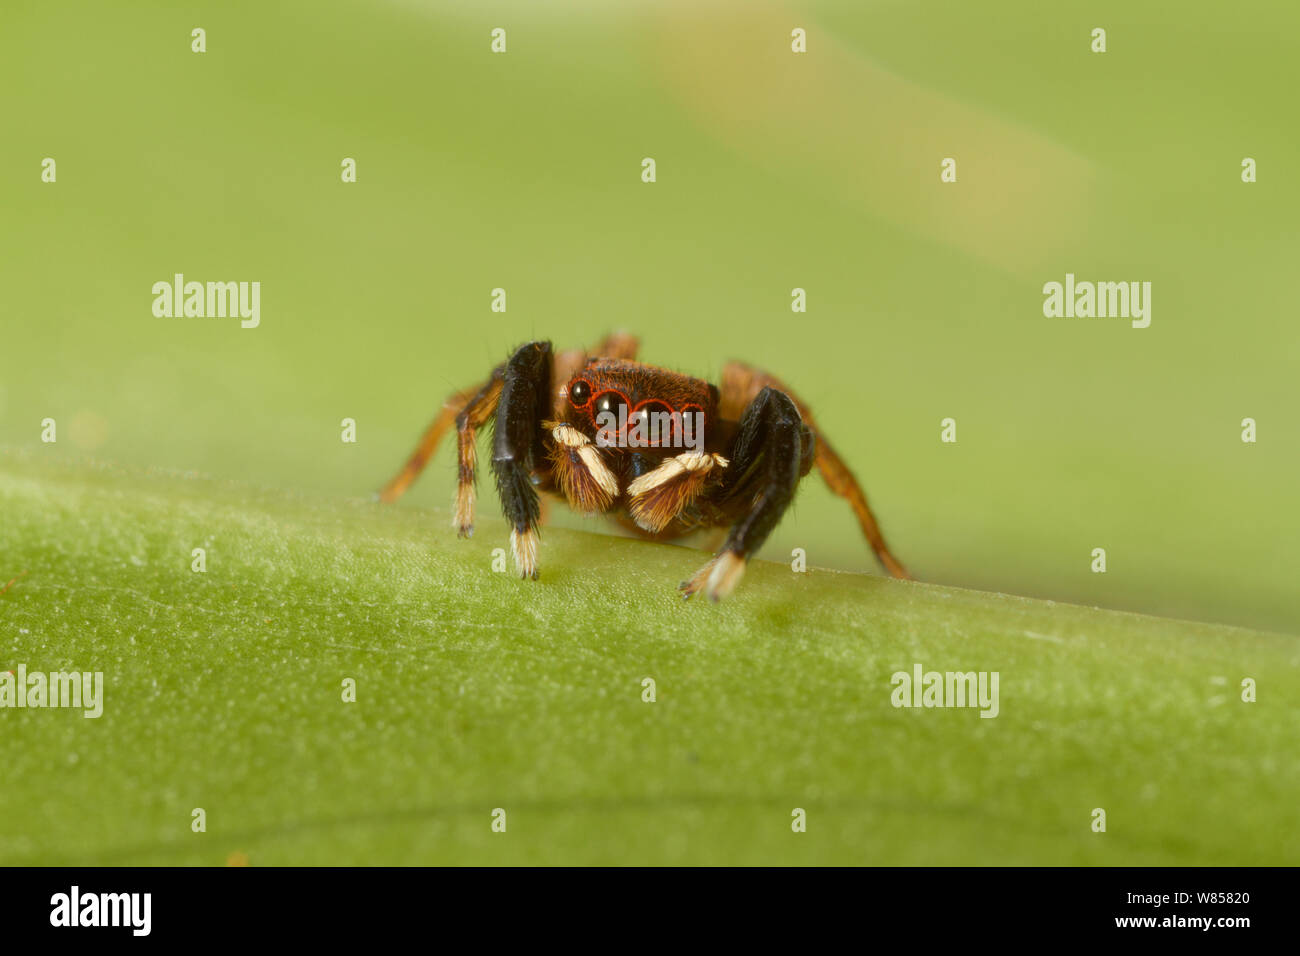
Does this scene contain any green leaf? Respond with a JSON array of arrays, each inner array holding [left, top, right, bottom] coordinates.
[[2, 454, 1296, 865]]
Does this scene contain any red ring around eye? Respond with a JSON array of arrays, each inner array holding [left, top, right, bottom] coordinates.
[[630, 399, 675, 447], [679, 404, 705, 445], [590, 389, 631, 443]]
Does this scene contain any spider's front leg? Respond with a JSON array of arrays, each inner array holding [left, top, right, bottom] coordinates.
[[681, 386, 813, 601], [491, 340, 553, 579], [719, 361, 910, 580]]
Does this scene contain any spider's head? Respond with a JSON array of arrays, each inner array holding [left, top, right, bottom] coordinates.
[[561, 359, 714, 452]]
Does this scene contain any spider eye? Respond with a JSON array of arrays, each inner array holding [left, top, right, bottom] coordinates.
[[568, 380, 592, 406], [630, 401, 675, 446], [593, 391, 627, 420], [635, 401, 672, 419]]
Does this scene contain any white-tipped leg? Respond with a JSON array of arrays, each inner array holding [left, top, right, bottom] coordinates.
[[510, 526, 540, 580], [679, 550, 746, 602], [453, 430, 480, 537], [454, 482, 476, 537]]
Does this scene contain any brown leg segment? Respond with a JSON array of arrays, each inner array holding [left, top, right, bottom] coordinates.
[[590, 331, 640, 361], [718, 361, 911, 580], [378, 373, 504, 540], [378, 384, 481, 504], [453, 377, 505, 536]]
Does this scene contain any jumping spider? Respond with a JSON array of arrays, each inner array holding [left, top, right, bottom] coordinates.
[[380, 333, 910, 601]]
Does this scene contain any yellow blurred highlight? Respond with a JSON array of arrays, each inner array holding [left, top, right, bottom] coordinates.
[[650, 1, 1094, 274]]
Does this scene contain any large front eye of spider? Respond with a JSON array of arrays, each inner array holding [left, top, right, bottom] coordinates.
[[591, 390, 628, 421], [567, 379, 592, 407], [631, 400, 674, 446], [590, 390, 629, 446]]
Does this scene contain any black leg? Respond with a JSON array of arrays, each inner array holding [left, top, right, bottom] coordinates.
[[491, 341, 552, 578], [681, 386, 811, 600]]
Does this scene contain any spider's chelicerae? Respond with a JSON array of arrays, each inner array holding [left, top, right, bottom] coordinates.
[[380, 333, 910, 600]]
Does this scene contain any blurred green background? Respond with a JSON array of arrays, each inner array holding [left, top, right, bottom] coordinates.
[[2, 0, 1297, 634]]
